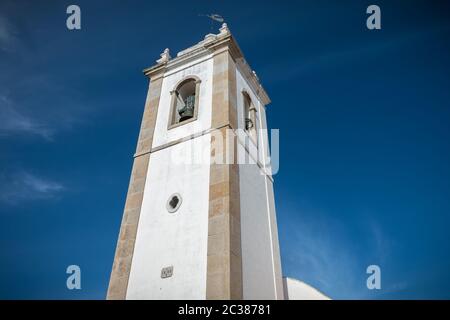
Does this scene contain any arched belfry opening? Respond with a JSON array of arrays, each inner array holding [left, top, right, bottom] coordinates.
[[168, 77, 201, 128], [243, 91, 257, 143]]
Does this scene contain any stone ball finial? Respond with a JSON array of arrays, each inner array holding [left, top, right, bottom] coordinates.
[[252, 70, 260, 82]]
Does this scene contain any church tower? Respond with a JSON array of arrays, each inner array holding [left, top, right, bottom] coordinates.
[[107, 24, 284, 300]]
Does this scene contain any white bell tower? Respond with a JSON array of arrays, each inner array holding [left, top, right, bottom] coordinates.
[[107, 24, 284, 300]]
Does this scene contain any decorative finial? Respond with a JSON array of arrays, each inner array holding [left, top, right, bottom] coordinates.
[[252, 70, 260, 82], [219, 22, 230, 35], [157, 48, 171, 64]]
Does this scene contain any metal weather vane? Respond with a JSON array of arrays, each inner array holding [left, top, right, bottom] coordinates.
[[199, 13, 225, 32]]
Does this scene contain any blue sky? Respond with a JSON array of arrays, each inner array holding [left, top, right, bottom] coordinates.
[[0, 0, 449, 299]]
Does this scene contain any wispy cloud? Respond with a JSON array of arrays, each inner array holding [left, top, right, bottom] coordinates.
[[279, 200, 400, 299], [263, 25, 450, 84], [0, 72, 91, 141], [0, 171, 64, 205], [366, 217, 391, 265], [0, 12, 91, 142], [0, 95, 54, 140], [0, 14, 19, 52], [280, 207, 364, 299]]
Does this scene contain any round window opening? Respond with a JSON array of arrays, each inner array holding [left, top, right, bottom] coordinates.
[[166, 193, 182, 213]]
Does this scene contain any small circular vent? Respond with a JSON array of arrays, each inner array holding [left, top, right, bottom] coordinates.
[[166, 193, 182, 213]]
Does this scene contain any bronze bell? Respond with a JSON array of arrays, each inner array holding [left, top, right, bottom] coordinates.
[[245, 118, 253, 130], [179, 95, 195, 122]]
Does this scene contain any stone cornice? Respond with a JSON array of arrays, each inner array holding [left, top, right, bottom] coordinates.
[[142, 27, 271, 106], [143, 62, 166, 81]]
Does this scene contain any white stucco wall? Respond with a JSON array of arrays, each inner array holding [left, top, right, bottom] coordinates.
[[236, 68, 284, 299], [126, 128, 211, 299], [239, 156, 276, 299], [283, 277, 331, 300], [126, 53, 215, 300]]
